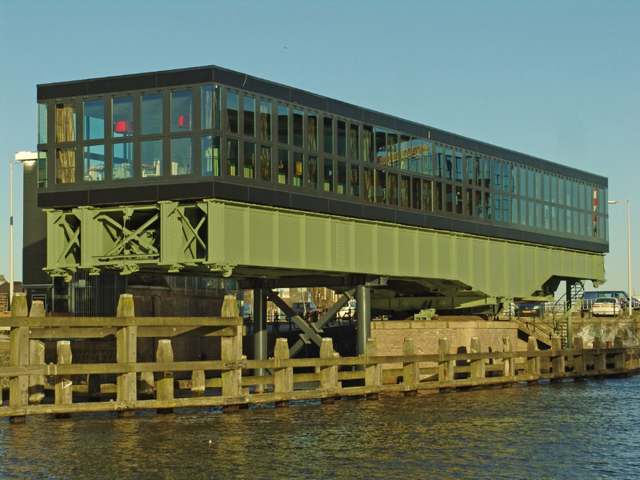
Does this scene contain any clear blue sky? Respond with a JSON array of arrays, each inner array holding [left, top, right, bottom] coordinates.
[[1, 0, 638, 294]]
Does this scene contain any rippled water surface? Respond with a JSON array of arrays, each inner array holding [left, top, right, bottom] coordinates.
[[2, 377, 640, 479]]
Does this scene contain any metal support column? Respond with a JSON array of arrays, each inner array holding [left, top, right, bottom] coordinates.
[[253, 288, 267, 393], [356, 284, 371, 357]]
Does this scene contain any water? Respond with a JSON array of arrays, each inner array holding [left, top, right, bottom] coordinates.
[[2, 377, 640, 479]]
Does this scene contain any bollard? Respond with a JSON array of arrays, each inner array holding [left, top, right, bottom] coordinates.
[[55, 340, 72, 418], [28, 300, 45, 405], [320, 338, 339, 404], [470, 337, 485, 381], [402, 338, 419, 396], [191, 370, 206, 397], [503, 337, 514, 378], [139, 371, 155, 399], [526, 337, 540, 377], [365, 338, 381, 399], [273, 338, 292, 407]]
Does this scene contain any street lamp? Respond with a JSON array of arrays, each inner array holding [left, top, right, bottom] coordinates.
[[10, 151, 38, 307], [608, 200, 632, 317]]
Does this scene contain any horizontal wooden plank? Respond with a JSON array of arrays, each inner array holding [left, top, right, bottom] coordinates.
[[0, 317, 242, 328]]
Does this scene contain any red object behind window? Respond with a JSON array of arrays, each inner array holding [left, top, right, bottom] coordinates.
[[178, 115, 191, 128], [114, 120, 133, 134]]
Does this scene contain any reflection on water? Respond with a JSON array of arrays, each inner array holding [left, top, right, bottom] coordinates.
[[2, 378, 640, 479]]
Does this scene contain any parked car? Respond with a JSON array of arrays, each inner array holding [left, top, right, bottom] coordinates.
[[581, 291, 631, 314], [591, 297, 622, 317], [337, 300, 357, 319], [291, 301, 319, 320], [515, 301, 545, 317]]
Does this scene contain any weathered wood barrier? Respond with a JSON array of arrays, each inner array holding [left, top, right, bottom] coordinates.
[[1, 294, 639, 422]]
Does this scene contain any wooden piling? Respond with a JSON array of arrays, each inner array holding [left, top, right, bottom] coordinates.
[[614, 336, 625, 371], [273, 338, 292, 407], [320, 338, 339, 404], [156, 339, 174, 414], [438, 337, 453, 384], [55, 341, 72, 418], [221, 324, 243, 412], [551, 336, 565, 381], [470, 337, 485, 380], [526, 337, 540, 377], [28, 299, 46, 405], [573, 337, 585, 377], [9, 293, 29, 423], [191, 370, 206, 397], [116, 294, 137, 418], [593, 336, 606, 373], [365, 338, 381, 399], [503, 337, 514, 378], [403, 338, 419, 395]]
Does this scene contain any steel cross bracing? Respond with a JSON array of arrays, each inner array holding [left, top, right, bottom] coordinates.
[[46, 198, 606, 307]]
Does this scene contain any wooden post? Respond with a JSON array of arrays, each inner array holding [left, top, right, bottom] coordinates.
[[438, 337, 454, 384], [526, 336, 540, 377], [191, 370, 206, 397], [9, 293, 29, 423], [55, 340, 72, 418], [551, 336, 565, 381], [614, 336, 625, 371], [139, 371, 155, 399], [116, 294, 137, 417], [28, 299, 46, 405], [221, 325, 243, 412], [156, 339, 174, 414], [365, 338, 381, 399], [403, 337, 419, 395], [503, 337, 514, 378], [470, 337, 485, 381], [573, 337, 585, 377], [320, 338, 339, 404], [273, 338, 292, 407], [593, 336, 606, 373]]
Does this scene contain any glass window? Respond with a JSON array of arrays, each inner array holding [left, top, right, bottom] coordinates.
[[308, 155, 318, 189], [520, 168, 527, 197], [551, 176, 557, 203], [511, 197, 518, 224], [38, 103, 48, 144], [55, 103, 76, 143], [171, 92, 192, 132], [349, 124, 359, 160], [466, 155, 473, 185], [375, 169, 386, 203], [484, 158, 491, 188], [260, 145, 272, 181], [435, 147, 444, 178], [411, 178, 421, 209], [400, 175, 410, 207], [84, 100, 104, 140], [475, 191, 483, 218], [56, 148, 75, 183], [324, 117, 333, 154], [527, 171, 535, 199], [455, 152, 462, 182], [113, 98, 134, 137], [278, 149, 289, 184], [374, 128, 387, 165], [535, 172, 542, 200], [536, 202, 542, 228], [528, 201, 535, 227], [387, 173, 398, 205], [544, 205, 550, 230], [445, 184, 453, 211], [400, 136, 411, 170], [202, 136, 220, 177], [494, 194, 501, 221], [350, 164, 360, 197], [493, 160, 501, 190], [244, 142, 255, 179], [113, 142, 133, 180], [364, 168, 374, 201], [363, 125, 374, 162], [337, 161, 347, 194], [293, 152, 303, 187], [226, 92, 238, 134], [142, 139, 163, 178], [243, 96, 256, 137], [293, 109, 303, 147], [142, 94, 163, 135], [455, 186, 462, 214], [387, 132, 398, 168], [423, 142, 433, 176], [544, 174, 550, 202], [474, 156, 481, 187], [307, 112, 318, 150], [435, 182, 443, 210], [201, 85, 220, 131], [445, 149, 453, 180], [37, 151, 47, 188], [511, 166, 518, 194], [337, 120, 346, 157], [520, 199, 527, 226], [423, 180, 433, 211], [503, 196, 510, 223], [226, 139, 239, 176], [324, 158, 334, 192], [260, 101, 272, 141], [84, 144, 104, 181], [485, 192, 492, 219], [171, 137, 193, 175], [502, 164, 509, 192], [565, 180, 572, 207], [466, 189, 473, 216], [278, 105, 289, 144]]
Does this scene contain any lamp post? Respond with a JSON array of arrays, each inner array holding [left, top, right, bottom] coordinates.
[[608, 200, 632, 317], [10, 151, 38, 308]]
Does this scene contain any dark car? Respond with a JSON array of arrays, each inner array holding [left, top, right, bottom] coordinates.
[[515, 301, 545, 317], [291, 301, 319, 320]]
